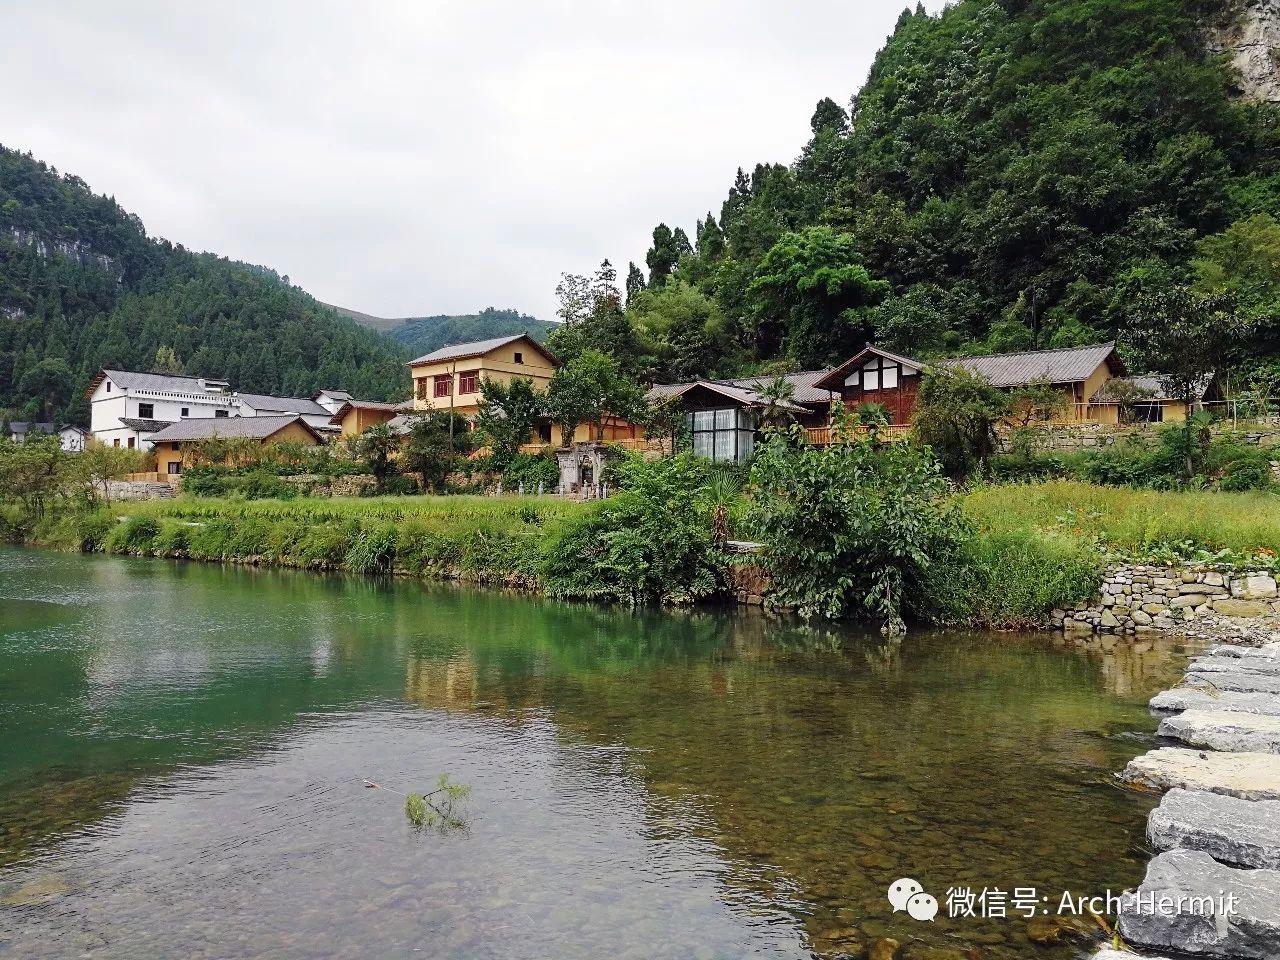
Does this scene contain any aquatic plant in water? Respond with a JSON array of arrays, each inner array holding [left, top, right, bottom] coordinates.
[[403, 774, 471, 830]]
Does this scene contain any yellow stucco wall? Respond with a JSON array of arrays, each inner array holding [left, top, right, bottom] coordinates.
[[337, 406, 397, 437], [409, 340, 557, 413], [155, 420, 320, 474]]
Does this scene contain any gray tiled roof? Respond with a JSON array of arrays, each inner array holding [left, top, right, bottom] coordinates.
[[8, 421, 55, 435], [940, 342, 1121, 388], [1090, 374, 1215, 403], [118, 417, 177, 433], [408, 334, 545, 366], [147, 415, 316, 443], [234, 393, 330, 416], [648, 369, 835, 408], [646, 380, 809, 414], [100, 369, 229, 394]]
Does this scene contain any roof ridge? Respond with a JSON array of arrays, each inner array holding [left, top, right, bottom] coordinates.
[[947, 341, 1115, 362]]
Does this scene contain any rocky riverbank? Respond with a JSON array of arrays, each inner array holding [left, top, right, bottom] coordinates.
[[1095, 635, 1280, 960], [1052, 565, 1280, 645]]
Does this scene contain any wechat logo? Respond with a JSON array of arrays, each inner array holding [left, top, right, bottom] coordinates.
[[888, 878, 939, 922]]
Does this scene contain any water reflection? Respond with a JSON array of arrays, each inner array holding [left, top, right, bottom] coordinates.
[[0, 549, 1196, 959]]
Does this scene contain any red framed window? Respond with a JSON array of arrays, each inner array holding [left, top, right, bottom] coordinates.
[[416, 379, 429, 400], [433, 374, 453, 398], [458, 371, 478, 394]]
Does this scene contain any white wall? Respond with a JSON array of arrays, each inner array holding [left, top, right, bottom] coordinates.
[[89, 376, 234, 450]]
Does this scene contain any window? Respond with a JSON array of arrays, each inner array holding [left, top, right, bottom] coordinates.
[[458, 371, 478, 394], [858, 355, 910, 393], [1134, 403, 1164, 423], [686, 407, 756, 463], [167, 461, 182, 475], [434, 374, 453, 398], [181, 407, 189, 417], [215, 409, 229, 418], [538, 421, 552, 444], [127, 437, 135, 449], [863, 360, 880, 391], [113, 438, 120, 447], [514, 352, 524, 364], [106, 382, 112, 392], [416, 379, 429, 401], [172, 442, 181, 451], [138, 402, 154, 419]]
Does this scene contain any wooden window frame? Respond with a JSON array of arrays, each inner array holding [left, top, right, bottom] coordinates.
[[434, 374, 453, 398], [458, 371, 479, 395]]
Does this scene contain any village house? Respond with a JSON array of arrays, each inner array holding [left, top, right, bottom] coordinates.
[[1088, 374, 1222, 424], [147, 415, 324, 476], [84, 369, 366, 449], [329, 399, 411, 438], [408, 334, 642, 447], [811, 342, 1129, 425]]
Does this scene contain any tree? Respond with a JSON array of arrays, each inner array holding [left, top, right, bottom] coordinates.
[[755, 375, 797, 431], [625, 262, 646, 304], [402, 411, 472, 492], [475, 376, 544, 466], [546, 261, 650, 377], [1194, 214, 1280, 354], [151, 346, 185, 374], [1009, 377, 1068, 427], [545, 349, 644, 444], [80, 444, 151, 503], [913, 366, 1009, 480], [746, 226, 889, 368], [1123, 288, 1253, 479], [353, 423, 401, 488], [645, 224, 690, 288]]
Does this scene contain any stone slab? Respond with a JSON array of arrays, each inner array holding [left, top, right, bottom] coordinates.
[[1151, 688, 1280, 716], [1159, 710, 1280, 754], [1191, 656, 1280, 677], [1120, 747, 1280, 800], [1118, 849, 1280, 959], [1208, 644, 1280, 660], [1185, 671, 1280, 695], [1148, 788, 1280, 868], [1091, 951, 1172, 960]]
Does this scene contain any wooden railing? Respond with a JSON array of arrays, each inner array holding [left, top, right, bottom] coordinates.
[[804, 425, 913, 446]]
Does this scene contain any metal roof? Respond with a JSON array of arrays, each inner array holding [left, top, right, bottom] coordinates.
[[648, 369, 834, 408], [147, 415, 321, 443], [939, 342, 1122, 387], [233, 393, 330, 416], [408, 334, 555, 367]]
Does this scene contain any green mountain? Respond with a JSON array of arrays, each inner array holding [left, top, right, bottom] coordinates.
[[0, 145, 411, 425], [620, 0, 1280, 383], [383, 308, 554, 358]]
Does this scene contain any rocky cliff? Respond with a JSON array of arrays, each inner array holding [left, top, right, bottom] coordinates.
[[1206, 0, 1280, 104]]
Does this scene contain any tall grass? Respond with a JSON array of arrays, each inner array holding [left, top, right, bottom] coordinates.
[[963, 481, 1280, 558]]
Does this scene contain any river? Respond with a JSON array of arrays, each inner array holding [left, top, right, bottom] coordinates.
[[0, 547, 1198, 959]]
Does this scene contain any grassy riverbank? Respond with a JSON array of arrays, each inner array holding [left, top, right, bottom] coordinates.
[[15, 480, 1279, 627]]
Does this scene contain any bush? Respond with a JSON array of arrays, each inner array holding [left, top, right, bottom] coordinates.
[[344, 523, 399, 574], [749, 424, 968, 624], [107, 515, 160, 553], [543, 453, 728, 604], [1221, 458, 1274, 492], [501, 453, 560, 493]]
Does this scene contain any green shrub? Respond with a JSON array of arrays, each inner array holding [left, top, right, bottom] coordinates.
[[543, 454, 727, 604], [344, 523, 399, 574], [501, 453, 560, 492], [153, 521, 191, 554], [107, 515, 161, 554], [1221, 458, 1274, 492]]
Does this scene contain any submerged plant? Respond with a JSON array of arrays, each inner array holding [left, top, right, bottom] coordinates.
[[403, 774, 472, 831]]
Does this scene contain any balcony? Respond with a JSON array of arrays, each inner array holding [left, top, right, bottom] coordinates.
[[804, 424, 913, 446]]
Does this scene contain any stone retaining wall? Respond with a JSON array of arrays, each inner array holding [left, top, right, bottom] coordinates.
[[279, 474, 377, 497], [1052, 565, 1280, 636], [104, 479, 178, 501], [1002, 421, 1280, 454]]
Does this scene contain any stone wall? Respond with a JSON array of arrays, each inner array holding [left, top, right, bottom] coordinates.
[[279, 474, 377, 497], [104, 479, 177, 501], [1052, 565, 1280, 636], [1004, 421, 1280, 454]]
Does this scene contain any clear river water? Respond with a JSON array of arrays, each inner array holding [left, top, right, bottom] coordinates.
[[0, 547, 1199, 959]]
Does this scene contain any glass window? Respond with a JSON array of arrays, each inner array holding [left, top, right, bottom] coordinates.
[[693, 410, 715, 431], [215, 410, 229, 418], [458, 372, 478, 394], [714, 408, 734, 430], [693, 431, 714, 458], [864, 369, 879, 390], [434, 374, 452, 398], [737, 429, 755, 460], [882, 366, 899, 389], [167, 461, 181, 475], [181, 407, 189, 417], [138, 402, 154, 419], [714, 429, 734, 461]]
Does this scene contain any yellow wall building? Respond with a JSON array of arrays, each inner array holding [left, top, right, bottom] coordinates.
[[146, 415, 322, 475], [329, 400, 407, 438]]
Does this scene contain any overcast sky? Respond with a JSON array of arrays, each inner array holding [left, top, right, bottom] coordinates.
[[1, 1, 945, 322]]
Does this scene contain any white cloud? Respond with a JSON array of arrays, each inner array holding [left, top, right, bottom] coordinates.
[[0, 0, 947, 322]]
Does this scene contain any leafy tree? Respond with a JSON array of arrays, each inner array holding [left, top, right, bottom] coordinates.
[[1194, 213, 1280, 356], [1009, 377, 1068, 427], [475, 376, 544, 466], [627, 280, 731, 382], [913, 366, 1010, 480], [545, 348, 645, 444], [151, 346, 185, 374], [746, 226, 888, 367], [80, 444, 151, 503], [1123, 287, 1253, 479], [749, 411, 968, 626], [353, 423, 401, 488], [546, 261, 650, 376], [402, 411, 472, 492], [624, 262, 646, 304]]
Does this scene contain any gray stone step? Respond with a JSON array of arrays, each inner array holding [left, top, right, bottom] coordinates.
[[1185, 671, 1280, 695], [1209, 644, 1280, 660], [1120, 747, 1280, 800], [1118, 849, 1280, 959], [1151, 687, 1280, 717], [1148, 788, 1280, 868], [1192, 656, 1280, 677], [1092, 950, 1171, 960], [1159, 709, 1280, 754]]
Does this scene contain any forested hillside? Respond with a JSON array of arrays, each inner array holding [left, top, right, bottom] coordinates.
[[385, 308, 553, 358], [586, 0, 1280, 387], [0, 146, 410, 424]]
